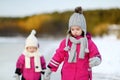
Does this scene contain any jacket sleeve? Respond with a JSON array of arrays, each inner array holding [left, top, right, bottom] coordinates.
[[88, 39, 101, 59], [40, 56, 46, 70], [15, 54, 24, 75], [48, 39, 67, 72]]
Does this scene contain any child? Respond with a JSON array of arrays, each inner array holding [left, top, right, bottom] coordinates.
[[44, 6, 101, 80], [14, 30, 46, 80]]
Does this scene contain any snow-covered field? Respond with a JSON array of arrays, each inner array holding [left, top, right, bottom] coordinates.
[[0, 35, 120, 80]]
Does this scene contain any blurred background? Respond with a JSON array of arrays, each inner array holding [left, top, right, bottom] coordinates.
[[0, 0, 120, 80]]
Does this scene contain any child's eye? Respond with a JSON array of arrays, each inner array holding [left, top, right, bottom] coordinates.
[[71, 29, 74, 31]]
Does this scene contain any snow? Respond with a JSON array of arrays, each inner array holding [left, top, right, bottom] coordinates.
[[92, 35, 120, 74], [0, 34, 120, 80]]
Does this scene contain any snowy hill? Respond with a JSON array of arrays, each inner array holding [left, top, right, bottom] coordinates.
[[0, 35, 120, 80]]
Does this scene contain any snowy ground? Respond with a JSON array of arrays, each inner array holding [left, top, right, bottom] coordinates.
[[0, 35, 120, 80]]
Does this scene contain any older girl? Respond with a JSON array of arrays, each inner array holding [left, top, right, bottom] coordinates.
[[44, 6, 101, 80]]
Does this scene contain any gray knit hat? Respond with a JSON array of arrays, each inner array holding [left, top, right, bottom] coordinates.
[[68, 7, 87, 35], [64, 7, 89, 62]]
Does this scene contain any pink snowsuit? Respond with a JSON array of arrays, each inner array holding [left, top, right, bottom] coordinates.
[[15, 54, 46, 80], [48, 35, 101, 80]]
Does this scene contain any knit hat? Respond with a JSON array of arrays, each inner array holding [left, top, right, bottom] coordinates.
[[68, 6, 87, 35], [64, 6, 89, 62], [25, 30, 39, 48], [24, 30, 42, 72]]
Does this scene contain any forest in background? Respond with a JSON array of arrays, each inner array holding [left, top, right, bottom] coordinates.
[[0, 8, 120, 37]]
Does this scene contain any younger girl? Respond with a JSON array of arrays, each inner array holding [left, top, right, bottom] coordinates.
[[44, 6, 101, 80], [14, 30, 46, 80]]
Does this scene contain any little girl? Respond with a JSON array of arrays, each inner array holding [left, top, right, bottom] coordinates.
[[44, 6, 101, 80], [14, 30, 46, 80]]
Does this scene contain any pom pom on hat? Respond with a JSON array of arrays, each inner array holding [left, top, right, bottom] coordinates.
[[31, 29, 36, 35], [25, 29, 39, 48], [75, 6, 83, 14]]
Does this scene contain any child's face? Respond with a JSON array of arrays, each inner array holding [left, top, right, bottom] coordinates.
[[26, 46, 37, 53], [70, 26, 82, 37]]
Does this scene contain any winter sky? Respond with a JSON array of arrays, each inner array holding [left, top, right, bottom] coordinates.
[[0, 0, 120, 17]]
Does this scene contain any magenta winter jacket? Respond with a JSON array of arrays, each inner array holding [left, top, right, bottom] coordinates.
[[48, 35, 101, 80], [16, 54, 46, 80]]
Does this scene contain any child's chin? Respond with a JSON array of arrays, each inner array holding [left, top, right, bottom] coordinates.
[[74, 35, 79, 37], [29, 51, 35, 53]]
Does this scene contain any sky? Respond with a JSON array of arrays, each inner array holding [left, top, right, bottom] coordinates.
[[0, 0, 120, 17]]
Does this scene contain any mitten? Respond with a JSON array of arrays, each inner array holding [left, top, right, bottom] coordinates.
[[89, 57, 101, 67], [41, 70, 45, 74], [43, 68, 52, 80], [13, 74, 20, 80]]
